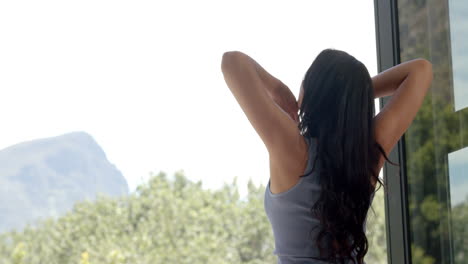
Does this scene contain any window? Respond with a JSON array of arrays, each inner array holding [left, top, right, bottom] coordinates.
[[397, 0, 468, 263], [0, 1, 388, 263]]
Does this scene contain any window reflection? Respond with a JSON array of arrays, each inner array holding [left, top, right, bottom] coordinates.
[[398, 0, 468, 263], [448, 147, 468, 264], [448, 147, 468, 207], [448, 0, 468, 112]]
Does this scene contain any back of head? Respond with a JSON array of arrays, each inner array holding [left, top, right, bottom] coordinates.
[[298, 48, 388, 264]]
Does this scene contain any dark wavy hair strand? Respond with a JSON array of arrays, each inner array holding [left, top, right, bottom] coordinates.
[[297, 48, 399, 264]]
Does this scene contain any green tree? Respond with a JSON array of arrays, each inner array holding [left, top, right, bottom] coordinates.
[[397, 0, 468, 263], [0, 170, 392, 263]]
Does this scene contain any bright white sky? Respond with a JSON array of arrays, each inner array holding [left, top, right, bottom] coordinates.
[[0, 0, 380, 198]]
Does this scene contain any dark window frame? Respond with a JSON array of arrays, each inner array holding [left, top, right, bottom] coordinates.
[[374, 0, 412, 263]]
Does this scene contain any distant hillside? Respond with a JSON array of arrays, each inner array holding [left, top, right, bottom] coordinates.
[[0, 131, 128, 233]]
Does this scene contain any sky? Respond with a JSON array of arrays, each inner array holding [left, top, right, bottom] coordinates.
[[449, 0, 468, 111], [0, 0, 381, 198], [449, 147, 468, 206]]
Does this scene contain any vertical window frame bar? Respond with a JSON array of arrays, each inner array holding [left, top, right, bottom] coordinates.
[[374, 0, 412, 263]]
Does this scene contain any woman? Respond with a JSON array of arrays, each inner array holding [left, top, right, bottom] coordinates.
[[220, 48, 433, 264]]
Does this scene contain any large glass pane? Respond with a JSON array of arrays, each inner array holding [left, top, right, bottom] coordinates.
[[449, 0, 468, 112], [397, 0, 468, 263]]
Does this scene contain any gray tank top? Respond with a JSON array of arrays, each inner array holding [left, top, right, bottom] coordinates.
[[264, 136, 373, 264]]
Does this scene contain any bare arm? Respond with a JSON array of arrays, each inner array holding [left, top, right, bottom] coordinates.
[[250, 55, 284, 94], [221, 51, 300, 155], [227, 51, 283, 95], [371, 58, 428, 99], [226, 51, 299, 121], [373, 58, 433, 172]]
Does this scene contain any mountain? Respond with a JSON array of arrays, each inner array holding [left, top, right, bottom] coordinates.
[[0, 131, 129, 233]]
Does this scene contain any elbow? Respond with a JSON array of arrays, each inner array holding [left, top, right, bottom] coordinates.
[[222, 51, 235, 57], [418, 58, 433, 70], [421, 59, 433, 71], [416, 58, 433, 81], [223, 50, 241, 58], [423, 59, 433, 81], [222, 51, 240, 62], [221, 51, 240, 71]]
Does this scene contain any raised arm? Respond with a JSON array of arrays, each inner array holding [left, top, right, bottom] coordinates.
[[371, 58, 428, 99], [221, 51, 300, 155], [373, 58, 433, 171]]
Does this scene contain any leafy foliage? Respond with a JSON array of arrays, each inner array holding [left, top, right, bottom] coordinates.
[[0, 170, 388, 263], [398, 0, 468, 263]]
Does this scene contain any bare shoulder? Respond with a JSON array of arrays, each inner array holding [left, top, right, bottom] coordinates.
[[268, 133, 309, 194]]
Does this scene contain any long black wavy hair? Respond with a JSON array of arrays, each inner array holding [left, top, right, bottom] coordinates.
[[297, 48, 398, 264]]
